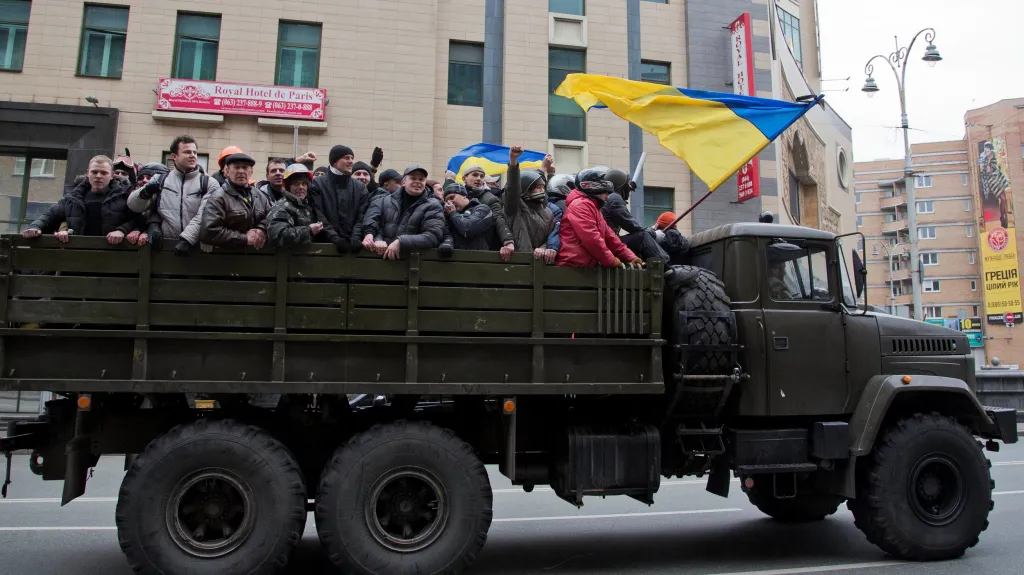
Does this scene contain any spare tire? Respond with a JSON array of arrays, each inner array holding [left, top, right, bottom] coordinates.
[[663, 265, 734, 414]]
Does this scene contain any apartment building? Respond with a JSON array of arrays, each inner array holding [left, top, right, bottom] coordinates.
[[856, 117, 1024, 368], [0, 0, 852, 239]]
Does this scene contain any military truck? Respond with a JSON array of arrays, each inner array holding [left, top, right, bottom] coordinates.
[[0, 225, 1016, 575]]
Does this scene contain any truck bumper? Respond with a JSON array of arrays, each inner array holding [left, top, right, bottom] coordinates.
[[984, 406, 1019, 444]]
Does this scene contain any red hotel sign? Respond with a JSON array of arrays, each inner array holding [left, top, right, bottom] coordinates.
[[729, 13, 760, 203], [155, 78, 326, 121]]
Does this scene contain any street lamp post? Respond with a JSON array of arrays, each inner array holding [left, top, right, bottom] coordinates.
[[861, 29, 942, 321]]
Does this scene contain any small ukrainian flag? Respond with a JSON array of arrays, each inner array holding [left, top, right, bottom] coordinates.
[[555, 73, 822, 191], [446, 143, 546, 183]]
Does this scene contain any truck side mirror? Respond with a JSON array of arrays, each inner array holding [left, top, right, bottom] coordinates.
[[852, 249, 866, 298]]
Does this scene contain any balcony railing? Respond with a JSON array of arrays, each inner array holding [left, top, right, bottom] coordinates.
[[882, 219, 909, 234]]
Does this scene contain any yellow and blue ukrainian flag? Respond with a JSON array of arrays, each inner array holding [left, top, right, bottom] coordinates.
[[446, 143, 546, 183], [555, 73, 823, 191]]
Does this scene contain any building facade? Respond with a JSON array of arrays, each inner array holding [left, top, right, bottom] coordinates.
[[964, 98, 1024, 368], [855, 128, 1024, 368], [0, 0, 850, 239]]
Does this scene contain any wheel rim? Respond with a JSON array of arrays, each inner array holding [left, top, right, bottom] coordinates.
[[166, 469, 256, 558], [365, 467, 449, 553], [907, 454, 966, 526]]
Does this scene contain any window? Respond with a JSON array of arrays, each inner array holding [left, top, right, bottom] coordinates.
[[856, 215, 863, 228], [892, 283, 904, 296], [884, 213, 896, 223], [275, 21, 321, 88], [643, 187, 674, 227], [962, 174, 968, 186], [767, 244, 831, 302], [971, 280, 977, 291], [447, 42, 483, 107], [642, 0, 668, 3], [973, 305, 980, 316], [966, 225, 972, 237], [923, 280, 941, 293], [78, 4, 129, 78], [914, 175, 932, 188], [969, 252, 975, 265], [856, 192, 862, 204], [918, 226, 936, 239], [778, 7, 802, 68], [13, 158, 55, 177], [964, 199, 971, 212], [920, 252, 939, 266], [550, 0, 584, 15], [923, 306, 942, 318], [0, 0, 30, 72], [172, 13, 219, 81], [916, 200, 934, 214], [641, 60, 670, 85], [549, 48, 586, 141], [837, 148, 850, 189]]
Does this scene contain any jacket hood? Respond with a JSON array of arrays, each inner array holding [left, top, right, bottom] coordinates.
[[566, 189, 598, 208]]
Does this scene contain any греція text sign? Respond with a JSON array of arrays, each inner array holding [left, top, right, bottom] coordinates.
[[155, 78, 326, 121], [976, 136, 1022, 324]]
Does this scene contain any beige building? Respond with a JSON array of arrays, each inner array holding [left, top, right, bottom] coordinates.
[[0, 0, 851, 238]]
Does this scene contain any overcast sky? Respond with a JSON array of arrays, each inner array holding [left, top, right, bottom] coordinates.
[[816, 0, 1024, 162]]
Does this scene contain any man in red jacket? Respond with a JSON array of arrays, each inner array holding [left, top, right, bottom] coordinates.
[[556, 167, 643, 268]]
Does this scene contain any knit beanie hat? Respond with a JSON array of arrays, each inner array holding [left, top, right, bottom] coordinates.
[[655, 212, 677, 230], [352, 161, 373, 176], [443, 182, 468, 197], [328, 145, 354, 166]]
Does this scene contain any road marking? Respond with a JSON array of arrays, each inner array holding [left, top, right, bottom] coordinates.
[[993, 490, 1024, 496], [705, 561, 904, 575], [494, 508, 742, 523], [0, 526, 116, 532], [0, 497, 116, 504], [992, 461, 1024, 467]]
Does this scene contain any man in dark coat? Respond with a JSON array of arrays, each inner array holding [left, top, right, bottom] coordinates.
[[198, 153, 272, 249], [21, 155, 139, 244], [361, 165, 446, 260], [505, 146, 555, 262], [267, 164, 323, 248], [309, 144, 370, 254], [444, 164, 515, 260], [442, 182, 496, 251], [602, 168, 668, 262]]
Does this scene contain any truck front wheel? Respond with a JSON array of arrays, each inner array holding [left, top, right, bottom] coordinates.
[[115, 419, 308, 575], [315, 421, 493, 575], [848, 413, 994, 560]]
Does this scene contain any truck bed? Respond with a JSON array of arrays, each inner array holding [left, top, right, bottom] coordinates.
[[0, 236, 665, 396]]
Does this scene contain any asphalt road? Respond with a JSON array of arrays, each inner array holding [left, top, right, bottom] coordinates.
[[2, 444, 1024, 575]]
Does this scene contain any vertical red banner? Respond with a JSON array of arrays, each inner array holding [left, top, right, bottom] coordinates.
[[730, 13, 760, 203]]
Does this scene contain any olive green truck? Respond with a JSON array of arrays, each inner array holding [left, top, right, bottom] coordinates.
[[0, 224, 1017, 575]]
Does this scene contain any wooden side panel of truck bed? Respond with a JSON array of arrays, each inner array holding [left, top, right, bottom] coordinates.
[[0, 236, 665, 395]]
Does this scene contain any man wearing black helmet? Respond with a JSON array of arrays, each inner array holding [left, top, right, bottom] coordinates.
[[557, 167, 642, 268], [601, 168, 668, 262], [505, 146, 556, 262]]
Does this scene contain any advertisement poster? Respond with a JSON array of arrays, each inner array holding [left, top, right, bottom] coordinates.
[[730, 13, 760, 203], [977, 137, 1022, 324], [926, 316, 984, 348], [155, 78, 326, 121]]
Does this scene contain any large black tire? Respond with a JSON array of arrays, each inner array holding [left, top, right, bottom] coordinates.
[[663, 265, 734, 414], [315, 421, 492, 575], [744, 483, 844, 523], [115, 419, 307, 575], [847, 413, 994, 561]]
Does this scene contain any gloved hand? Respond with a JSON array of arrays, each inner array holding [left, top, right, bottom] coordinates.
[[333, 238, 350, 254], [371, 147, 384, 168], [438, 240, 454, 259], [147, 222, 164, 249], [138, 176, 162, 200], [173, 239, 192, 256]]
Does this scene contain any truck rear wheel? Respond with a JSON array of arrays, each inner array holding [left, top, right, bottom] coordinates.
[[115, 419, 307, 575], [315, 421, 492, 575], [743, 482, 843, 522], [848, 413, 993, 560]]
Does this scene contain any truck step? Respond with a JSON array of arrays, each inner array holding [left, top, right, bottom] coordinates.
[[735, 463, 818, 475]]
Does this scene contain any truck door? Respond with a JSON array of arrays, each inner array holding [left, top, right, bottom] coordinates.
[[762, 239, 848, 416]]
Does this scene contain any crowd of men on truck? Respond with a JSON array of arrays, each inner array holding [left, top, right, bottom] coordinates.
[[18, 136, 692, 268]]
